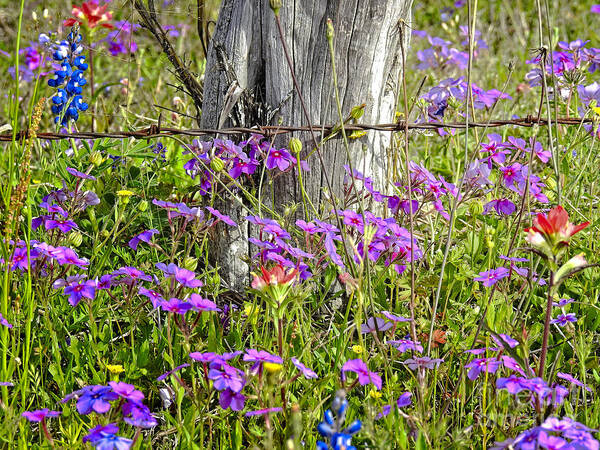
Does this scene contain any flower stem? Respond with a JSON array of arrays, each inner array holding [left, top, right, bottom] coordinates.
[[41, 419, 55, 447], [277, 315, 283, 358], [538, 271, 555, 377]]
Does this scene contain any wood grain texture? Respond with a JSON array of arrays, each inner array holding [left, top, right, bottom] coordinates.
[[202, 0, 412, 291]]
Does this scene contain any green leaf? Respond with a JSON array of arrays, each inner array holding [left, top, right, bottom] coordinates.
[[137, 340, 150, 368], [415, 432, 428, 450]]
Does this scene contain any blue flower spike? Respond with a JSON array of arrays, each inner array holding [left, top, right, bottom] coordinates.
[[47, 26, 88, 125], [317, 389, 362, 450]]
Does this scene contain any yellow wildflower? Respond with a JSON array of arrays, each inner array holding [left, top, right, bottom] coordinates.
[[264, 362, 283, 374], [106, 364, 125, 375], [351, 345, 364, 355]]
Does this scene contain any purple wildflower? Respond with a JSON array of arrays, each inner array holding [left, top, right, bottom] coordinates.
[[499, 163, 524, 188], [501, 355, 528, 376], [66, 167, 96, 180], [522, 377, 552, 397], [376, 392, 412, 419], [360, 317, 393, 334], [340, 210, 364, 232], [206, 207, 237, 226], [553, 298, 575, 307], [74, 385, 119, 415], [402, 357, 443, 371], [528, 139, 552, 163], [265, 146, 293, 171], [483, 199, 516, 216], [138, 287, 163, 308], [97, 274, 113, 290], [208, 364, 245, 392], [229, 157, 259, 179], [8, 245, 38, 271], [219, 388, 245, 411], [496, 374, 528, 394], [537, 432, 569, 449], [108, 382, 144, 403], [122, 401, 157, 428], [499, 254, 529, 263], [54, 246, 89, 267], [245, 407, 283, 417], [381, 311, 412, 323], [324, 233, 345, 268], [128, 229, 158, 250], [512, 427, 541, 448], [465, 357, 502, 380], [389, 339, 424, 354], [556, 372, 592, 392], [243, 349, 283, 373], [474, 267, 510, 287], [551, 313, 577, 326], [341, 359, 382, 390], [45, 217, 78, 233], [83, 423, 119, 443], [189, 352, 222, 364], [295, 220, 321, 234], [497, 333, 519, 348], [53, 276, 97, 306], [111, 266, 152, 285], [291, 357, 318, 379], [188, 294, 220, 312], [87, 432, 132, 449], [156, 363, 190, 382], [22, 408, 61, 422], [159, 298, 193, 315], [0, 313, 13, 329], [155, 263, 203, 288], [480, 134, 511, 168]]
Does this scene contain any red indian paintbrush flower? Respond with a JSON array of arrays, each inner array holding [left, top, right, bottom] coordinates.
[[524, 205, 589, 260], [64, 1, 114, 29], [251, 264, 298, 290]]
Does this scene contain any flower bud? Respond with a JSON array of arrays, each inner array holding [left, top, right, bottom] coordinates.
[[89, 151, 104, 166], [289, 137, 302, 155], [554, 253, 587, 286], [350, 104, 365, 120], [137, 200, 148, 212], [182, 256, 198, 272], [68, 231, 83, 247], [469, 200, 484, 216], [210, 157, 225, 172], [269, 0, 282, 14], [326, 18, 334, 40]]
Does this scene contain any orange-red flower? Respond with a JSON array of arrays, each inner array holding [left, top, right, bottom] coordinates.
[[251, 264, 298, 291], [64, 1, 114, 29], [524, 205, 589, 259], [525, 206, 589, 242]]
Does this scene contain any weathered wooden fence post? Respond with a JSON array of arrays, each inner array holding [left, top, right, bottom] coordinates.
[[202, 0, 413, 291]]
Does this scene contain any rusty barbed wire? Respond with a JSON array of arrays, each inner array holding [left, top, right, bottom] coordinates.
[[0, 115, 593, 142]]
